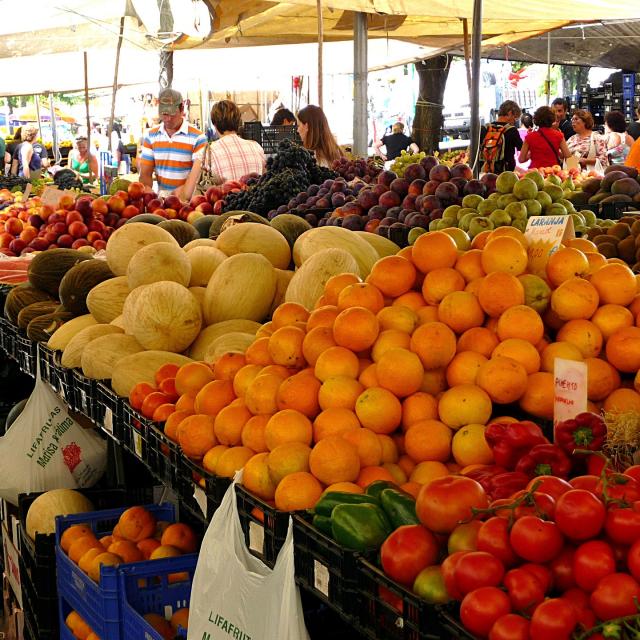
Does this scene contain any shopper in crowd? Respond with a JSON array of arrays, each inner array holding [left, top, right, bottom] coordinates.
[[0, 134, 5, 175], [479, 100, 523, 173], [605, 110, 634, 165], [110, 122, 126, 166], [297, 105, 342, 168], [271, 108, 296, 126], [139, 88, 207, 200], [625, 136, 640, 170], [520, 112, 533, 135], [15, 125, 44, 179], [68, 137, 99, 183], [519, 106, 571, 168], [5, 127, 21, 175], [551, 98, 574, 140], [206, 99, 266, 182], [627, 106, 640, 141], [374, 122, 419, 162], [566, 109, 608, 170]]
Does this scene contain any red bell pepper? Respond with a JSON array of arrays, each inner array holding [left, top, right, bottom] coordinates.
[[485, 471, 531, 500], [515, 444, 572, 479], [555, 412, 606, 456], [484, 421, 549, 470]]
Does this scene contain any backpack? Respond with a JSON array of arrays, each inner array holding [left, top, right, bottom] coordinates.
[[481, 123, 513, 173]]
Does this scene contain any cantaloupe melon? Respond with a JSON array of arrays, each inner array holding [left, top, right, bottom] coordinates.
[[26, 489, 94, 539], [183, 238, 218, 251], [188, 319, 262, 360], [187, 246, 227, 287], [270, 269, 295, 315], [86, 276, 129, 324], [62, 324, 124, 369], [354, 231, 401, 257], [216, 223, 291, 269], [127, 242, 191, 289], [203, 332, 256, 363], [121, 285, 149, 334], [131, 282, 202, 353], [111, 351, 193, 397], [81, 334, 145, 379], [285, 248, 360, 310], [106, 223, 178, 276], [203, 253, 276, 325], [47, 315, 98, 351]]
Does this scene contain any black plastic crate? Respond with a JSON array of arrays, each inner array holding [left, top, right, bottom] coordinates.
[[0, 316, 18, 361], [437, 604, 477, 640], [357, 558, 443, 640], [179, 454, 229, 523], [72, 368, 96, 418], [145, 421, 183, 489], [293, 514, 363, 620], [37, 343, 57, 387], [16, 331, 36, 377], [50, 352, 74, 405], [121, 401, 148, 463], [235, 484, 290, 567], [20, 548, 58, 637], [242, 121, 302, 154], [95, 381, 123, 441]]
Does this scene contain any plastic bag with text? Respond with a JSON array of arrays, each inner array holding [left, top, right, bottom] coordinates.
[[0, 375, 107, 505], [187, 474, 309, 640]]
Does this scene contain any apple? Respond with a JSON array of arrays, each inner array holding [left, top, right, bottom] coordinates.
[[74, 196, 93, 216], [44, 232, 58, 244], [128, 182, 145, 199], [92, 239, 107, 251], [222, 181, 242, 194], [114, 190, 130, 204], [104, 213, 120, 227], [5, 218, 23, 235], [20, 227, 37, 244], [194, 202, 213, 215], [52, 222, 67, 235], [178, 205, 193, 220], [86, 231, 103, 244], [129, 198, 144, 212], [29, 238, 49, 251], [147, 198, 163, 212], [213, 200, 224, 214], [142, 191, 157, 206], [205, 186, 223, 204], [17, 210, 30, 222], [164, 195, 182, 211], [87, 219, 106, 234], [187, 211, 205, 224], [58, 193, 76, 211], [122, 205, 140, 219], [164, 208, 178, 219], [190, 195, 207, 208], [91, 198, 108, 215], [107, 196, 126, 214], [72, 238, 89, 249], [9, 239, 26, 253], [0, 232, 13, 248], [39, 204, 54, 221], [66, 211, 83, 225], [28, 215, 43, 228], [68, 221, 88, 238]]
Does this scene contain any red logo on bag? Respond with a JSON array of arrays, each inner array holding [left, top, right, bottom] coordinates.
[[62, 442, 82, 472]]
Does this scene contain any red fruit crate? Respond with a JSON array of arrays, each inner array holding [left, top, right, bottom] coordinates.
[[356, 558, 444, 640], [235, 484, 290, 568]]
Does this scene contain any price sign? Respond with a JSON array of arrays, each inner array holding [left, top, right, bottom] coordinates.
[[40, 186, 75, 208], [553, 357, 588, 427], [524, 215, 575, 276]]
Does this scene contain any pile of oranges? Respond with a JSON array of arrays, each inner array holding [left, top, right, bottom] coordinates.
[[131, 225, 640, 512], [60, 506, 198, 583]]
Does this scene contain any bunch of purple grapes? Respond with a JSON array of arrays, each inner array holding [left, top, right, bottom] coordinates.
[[331, 157, 382, 183]]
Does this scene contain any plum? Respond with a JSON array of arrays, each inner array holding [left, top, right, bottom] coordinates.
[[435, 182, 459, 202], [423, 180, 440, 196], [377, 170, 397, 187], [387, 206, 402, 218], [450, 163, 473, 180], [331, 192, 347, 208], [317, 217, 327, 227], [408, 213, 430, 229], [330, 181, 346, 194], [402, 195, 417, 211], [379, 217, 396, 227], [379, 191, 402, 209], [372, 184, 387, 198], [316, 197, 331, 209], [404, 163, 427, 182], [317, 188, 329, 197], [451, 177, 468, 193], [357, 189, 379, 211], [342, 214, 364, 230], [429, 165, 451, 183], [480, 173, 498, 191], [421, 195, 441, 213], [409, 179, 426, 196], [429, 209, 444, 220], [368, 205, 388, 220], [342, 202, 363, 216], [307, 184, 320, 196], [463, 180, 487, 196], [390, 178, 410, 197], [420, 156, 439, 173]]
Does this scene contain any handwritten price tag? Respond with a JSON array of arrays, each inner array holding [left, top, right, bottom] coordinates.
[[553, 358, 588, 427], [524, 215, 575, 276]]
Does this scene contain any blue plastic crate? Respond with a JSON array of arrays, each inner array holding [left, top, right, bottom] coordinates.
[[58, 597, 101, 640], [56, 503, 176, 640], [120, 555, 197, 640]]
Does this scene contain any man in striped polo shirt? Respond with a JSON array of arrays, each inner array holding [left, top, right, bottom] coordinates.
[[139, 88, 207, 201]]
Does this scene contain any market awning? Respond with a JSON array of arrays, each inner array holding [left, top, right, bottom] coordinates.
[[10, 106, 77, 124]]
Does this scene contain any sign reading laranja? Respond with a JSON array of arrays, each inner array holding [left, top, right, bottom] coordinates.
[[200, 612, 252, 639]]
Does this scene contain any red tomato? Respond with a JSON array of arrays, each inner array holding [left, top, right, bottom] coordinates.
[[503, 567, 545, 614], [489, 498, 515, 519], [627, 539, 640, 581], [605, 506, 640, 546], [624, 465, 640, 484], [488, 613, 530, 640], [560, 586, 590, 612], [554, 489, 606, 541], [510, 516, 564, 564], [441, 551, 468, 601], [573, 540, 615, 592], [569, 475, 599, 493], [519, 563, 553, 594], [477, 517, 518, 567], [596, 473, 640, 503], [380, 525, 439, 586], [454, 551, 505, 595], [447, 520, 483, 554], [413, 565, 451, 605], [526, 476, 572, 501], [513, 491, 556, 520], [586, 454, 607, 476], [416, 476, 488, 534], [548, 546, 576, 592], [460, 587, 512, 638], [529, 598, 578, 640], [590, 573, 640, 620]]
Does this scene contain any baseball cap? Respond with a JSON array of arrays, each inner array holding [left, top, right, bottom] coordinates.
[[158, 88, 183, 116]]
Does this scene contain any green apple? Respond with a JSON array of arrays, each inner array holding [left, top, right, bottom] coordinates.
[[489, 209, 512, 227]]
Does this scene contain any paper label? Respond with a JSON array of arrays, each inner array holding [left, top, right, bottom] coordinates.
[[313, 560, 330, 597], [40, 185, 75, 208], [553, 358, 588, 426], [133, 432, 143, 459], [103, 408, 114, 434], [80, 389, 88, 413], [524, 215, 575, 276], [248, 521, 265, 554]]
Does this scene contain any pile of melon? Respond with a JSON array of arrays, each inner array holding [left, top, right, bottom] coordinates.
[[5, 216, 400, 399]]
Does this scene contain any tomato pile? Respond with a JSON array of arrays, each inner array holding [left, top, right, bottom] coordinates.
[[376, 461, 640, 639]]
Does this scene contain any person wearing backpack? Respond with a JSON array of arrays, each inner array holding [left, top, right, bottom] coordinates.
[[480, 100, 523, 173], [519, 106, 571, 168]]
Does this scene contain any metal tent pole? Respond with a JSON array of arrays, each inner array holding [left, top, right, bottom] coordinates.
[[49, 93, 59, 164], [107, 16, 125, 154], [84, 51, 93, 179], [546, 32, 552, 105], [353, 12, 368, 156], [317, 0, 324, 108], [469, 0, 483, 177]]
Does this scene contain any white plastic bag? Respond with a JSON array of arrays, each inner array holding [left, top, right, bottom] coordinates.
[[188, 474, 309, 640], [0, 374, 107, 505]]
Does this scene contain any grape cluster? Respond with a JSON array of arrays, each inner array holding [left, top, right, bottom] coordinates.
[[224, 140, 335, 215], [0, 176, 29, 192], [331, 157, 382, 183], [391, 150, 427, 177], [53, 169, 84, 191]]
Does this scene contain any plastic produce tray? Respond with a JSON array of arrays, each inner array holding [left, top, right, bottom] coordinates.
[[292, 514, 363, 620], [356, 558, 443, 640], [179, 455, 228, 524], [16, 331, 37, 377], [235, 484, 290, 568], [56, 502, 176, 640], [120, 554, 197, 640], [242, 121, 302, 154]]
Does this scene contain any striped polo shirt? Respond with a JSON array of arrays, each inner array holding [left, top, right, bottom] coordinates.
[[140, 120, 207, 192]]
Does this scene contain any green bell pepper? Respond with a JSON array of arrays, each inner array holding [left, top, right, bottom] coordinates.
[[331, 503, 392, 552], [364, 479, 396, 500], [379, 487, 420, 529], [314, 491, 380, 517], [312, 514, 333, 536]]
